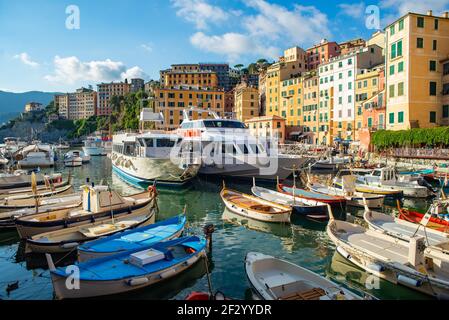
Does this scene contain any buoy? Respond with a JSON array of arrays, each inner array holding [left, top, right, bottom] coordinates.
[[160, 269, 177, 279], [127, 277, 149, 286], [337, 246, 351, 260], [397, 275, 422, 287], [367, 263, 385, 273], [61, 242, 79, 249]]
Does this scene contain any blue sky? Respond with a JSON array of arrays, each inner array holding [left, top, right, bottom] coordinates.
[[1, 0, 448, 93]]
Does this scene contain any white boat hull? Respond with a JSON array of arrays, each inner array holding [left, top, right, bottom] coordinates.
[[111, 152, 200, 185], [82, 146, 104, 156]]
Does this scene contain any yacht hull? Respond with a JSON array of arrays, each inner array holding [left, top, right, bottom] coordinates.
[[199, 156, 310, 180], [111, 153, 200, 186]]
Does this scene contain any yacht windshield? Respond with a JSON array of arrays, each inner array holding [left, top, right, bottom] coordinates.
[[203, 120, 246, 129]]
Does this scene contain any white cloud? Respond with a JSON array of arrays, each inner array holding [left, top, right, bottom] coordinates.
[[190, 32, 279, 62], [171, 0, 229, 29], [380, 0, 449, 16], [121, 66, 148, 80], [140, 44, 153, 53], [44, 56, 147, 84], [243, 0, 331, 47], [338, 2, 366, 17], [13, 52, 39, 67]]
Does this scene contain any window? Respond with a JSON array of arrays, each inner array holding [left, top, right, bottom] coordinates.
[[430, 82, 437, 96], [399, 19, 404, 30], [417, 17, 424, 28], [443, 83, 449, 95], [348, 96, 352, 103], [389, 112, 394, 124], [397, 40, 403, 56], [364, 80, 368, 88], [348, 70, 352, 77], [430, 111, 436, 123], [348, 82, 352, 90], [398, 61, 404, 72], [390, 25, 395, 36], [435, 19, 439, 30], [368, 117, 373, 128], [443, 105, 449, 118], [339, 84, 343, 92], [373, 78, 378, 86], [390, 65, 395, 75], [391, 43, 397, 59], [430, 60, 437, 71], [348, 59, 353, 65], [398, 111, 404, 123], [444, 63, 449, 76], [389, 85, 395, 98], [398, 82, 404, 96], [417, 38, 424, 48], [433, 40, 437, 51]]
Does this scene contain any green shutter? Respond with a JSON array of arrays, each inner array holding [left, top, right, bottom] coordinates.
[[389, 113, 394, 124], [397, 40, 402, 56], [398, 111, 404, 123]]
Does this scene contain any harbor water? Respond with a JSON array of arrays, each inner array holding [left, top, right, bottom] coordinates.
[[0, 154, 432, 300]]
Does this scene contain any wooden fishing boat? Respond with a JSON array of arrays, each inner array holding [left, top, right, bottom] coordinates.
[[15, 185, 157, 239], [277, 182, 346, 205], [398, 203, 449, 233], [0, 172, 63, 191], [0, 184, 74, 212], [26, 202, 158, 254], [46, 236, 206, 299], [245, 252, 362, 300], [364, 209, 449, 247], [0, 194, 81, 229], [0, 174, 67, 198], [327, 217, 449, 298], [308, 182, 384, 209], [251, 184, 328, 220], [77, 215, 186, 262], [221, 184, 291, 223]]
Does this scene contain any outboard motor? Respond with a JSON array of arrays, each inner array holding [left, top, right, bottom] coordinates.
[[417, 177, 438, 194]]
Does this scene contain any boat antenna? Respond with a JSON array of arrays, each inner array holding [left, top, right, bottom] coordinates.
[[203, 254, 214, 299]]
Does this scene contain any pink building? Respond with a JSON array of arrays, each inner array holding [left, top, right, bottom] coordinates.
[[306, 39, 341, 70]]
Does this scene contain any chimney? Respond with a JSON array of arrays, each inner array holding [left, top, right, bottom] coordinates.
[[427, 10, 433, 16], [443, 12, 449, 18]]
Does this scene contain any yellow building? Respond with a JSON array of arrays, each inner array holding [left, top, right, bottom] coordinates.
[[302, 75, 321, 144], [355, 66, 383, 139], [443, 58, 449, 125], [265, 49, 307, 117], [154, 85, 224, 130], [234, 83, 259, 122], [280, 76, 302, 126], [385, 11, 449, 130], [245, 115, 286, 144]]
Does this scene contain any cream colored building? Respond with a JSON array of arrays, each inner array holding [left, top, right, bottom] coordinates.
[[55, 88, 97, 120], [245, 115, 286, 144], [385, 11, 449, 130], [234, 83, 259, 122], [24, 102, 43, 113]]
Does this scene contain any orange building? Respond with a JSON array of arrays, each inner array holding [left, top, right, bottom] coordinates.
[[97, 81, 131, 116], [306, 39, 341, 70]]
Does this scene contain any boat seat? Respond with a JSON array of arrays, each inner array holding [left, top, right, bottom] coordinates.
[[280, 287, 326, 300], [249, 205, 272, 212]]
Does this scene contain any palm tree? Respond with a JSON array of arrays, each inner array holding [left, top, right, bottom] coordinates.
[[234, 64, 244, 72]]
